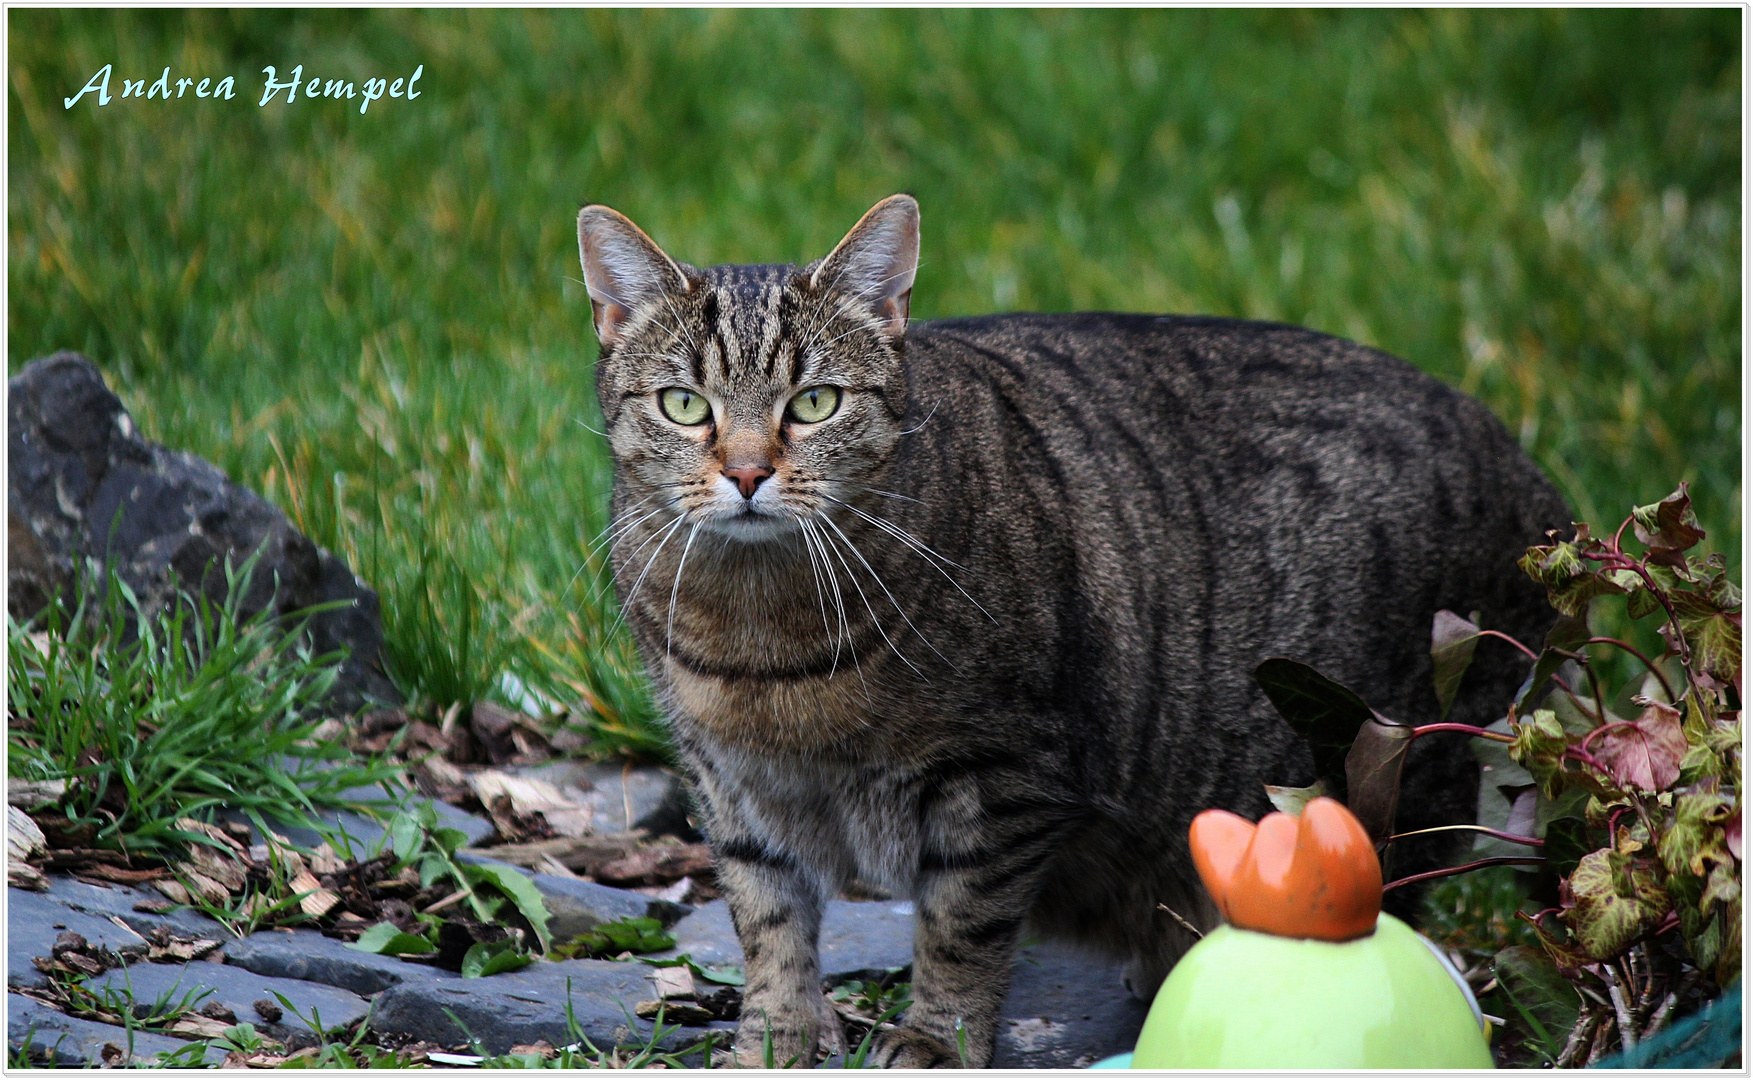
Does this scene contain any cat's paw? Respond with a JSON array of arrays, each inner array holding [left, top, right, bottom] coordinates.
[[731, 999, 840, 1068], [870, 1027, 963, 1069]]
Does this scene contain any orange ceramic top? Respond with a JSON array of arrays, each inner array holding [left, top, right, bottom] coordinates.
[[1188, 796, 1382, 941]]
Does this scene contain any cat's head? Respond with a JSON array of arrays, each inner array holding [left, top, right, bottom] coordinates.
[[577, 195, 918, 542]]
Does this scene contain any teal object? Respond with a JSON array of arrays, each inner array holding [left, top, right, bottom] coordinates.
[[1592, 985, 1741, 1069], [1087, 1053, 1133, 1068], [1131, 914, 1493, 1068]]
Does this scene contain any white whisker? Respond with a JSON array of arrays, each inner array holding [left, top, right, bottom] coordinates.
[[666, 523, 701, 656], [816, 514, 924, 680], [822, 514, 954, 675]]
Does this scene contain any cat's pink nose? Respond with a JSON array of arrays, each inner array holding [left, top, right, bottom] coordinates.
[[723, 465, 774, 499]]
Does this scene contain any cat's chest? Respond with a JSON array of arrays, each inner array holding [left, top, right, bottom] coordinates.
[[702, 746, 920, 893]]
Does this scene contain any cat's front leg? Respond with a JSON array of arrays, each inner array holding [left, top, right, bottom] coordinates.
[[874, 779, 1072, 1068], [715, 836, 843, 1067]]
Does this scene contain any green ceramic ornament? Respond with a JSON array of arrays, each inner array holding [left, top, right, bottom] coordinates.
[[1130, 797, 1493, 1069]]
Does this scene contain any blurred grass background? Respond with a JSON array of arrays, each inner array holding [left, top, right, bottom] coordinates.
[[8, 9, 1741, 754]]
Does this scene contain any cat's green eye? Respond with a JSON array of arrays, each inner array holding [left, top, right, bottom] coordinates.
[[658, 387, 711, 426], [786, 386, 842, 424]]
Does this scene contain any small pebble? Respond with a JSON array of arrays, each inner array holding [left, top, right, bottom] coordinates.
[[253, 998, 283, 1023]]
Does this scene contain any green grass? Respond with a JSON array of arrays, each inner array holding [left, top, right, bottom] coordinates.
[[7, 10, 1740, 743], [7, 555, 400, 855]]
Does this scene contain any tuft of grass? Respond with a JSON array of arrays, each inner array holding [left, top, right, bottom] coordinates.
[[7, 10, 1739, 754], [6, 555, 401, 855]]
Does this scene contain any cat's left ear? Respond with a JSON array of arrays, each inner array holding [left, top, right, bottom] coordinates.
[[810, 194, 919, 340]]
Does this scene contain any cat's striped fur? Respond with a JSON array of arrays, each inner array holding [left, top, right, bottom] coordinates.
[[575, 195, 1569, 1067]]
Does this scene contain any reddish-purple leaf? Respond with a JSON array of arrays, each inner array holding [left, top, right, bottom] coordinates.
[[1595, 702, 1687, 792]]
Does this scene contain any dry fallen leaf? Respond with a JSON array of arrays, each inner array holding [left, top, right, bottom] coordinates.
[[651, 964, 696, 1000], [166, 1013, 234, 1040], [289, 870, 340, 917], [470, 770, 593, 837]]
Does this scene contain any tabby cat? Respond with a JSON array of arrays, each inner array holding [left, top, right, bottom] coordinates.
[[574, 194, 1569, 1067]]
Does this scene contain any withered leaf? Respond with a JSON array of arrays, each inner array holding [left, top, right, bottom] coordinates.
[[1631, 484, 1706, 561]]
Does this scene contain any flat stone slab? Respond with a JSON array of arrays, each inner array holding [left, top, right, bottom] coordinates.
[[8, 881, 233, 991], [85, 958, 371, 1037], [223, 928, 449, 998], [9, 992, 224, 1066]]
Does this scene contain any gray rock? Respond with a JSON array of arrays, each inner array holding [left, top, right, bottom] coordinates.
[[530, 875, 692, 942], [661, 899, 915, 981], [990, 939, 1148, 1069], [38, 876, 231, 939], [9, 992, 224, 1066], [223, 929, 445, 998], [7, 885, 150, 990], [84, 958, 371, 1039], [368, 956, 732, 1058], [7, 352, 397, 712]]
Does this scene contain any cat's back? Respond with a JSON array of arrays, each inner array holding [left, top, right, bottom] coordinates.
[[904, 311, 1560, 534]]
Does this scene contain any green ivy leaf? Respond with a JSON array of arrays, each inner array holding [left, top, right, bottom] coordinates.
[[1631, 484, 1706, 563], [1430, 610, 1482, 722], [1509, 710, 1571, 799], [1565, 850, 1670, 960], [346, 921, 436, 956], [1626, 586, 1662, 620], [1542, 814, 1595, 881], [1673, 597, 1741, 689], [461, 938, 532, 978]]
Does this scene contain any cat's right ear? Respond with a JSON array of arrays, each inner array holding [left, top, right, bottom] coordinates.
[[577, 205, 689, 351]]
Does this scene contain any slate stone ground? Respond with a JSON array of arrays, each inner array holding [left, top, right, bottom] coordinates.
[[8, 785, 1146, 1068]]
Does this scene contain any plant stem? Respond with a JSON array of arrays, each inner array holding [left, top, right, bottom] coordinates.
[[1389, 823, 1544, 846], [1602, 964, 1638, 1051], [1479, 629, 1541, 663], [1410, 722, 1515, 742], [1609, 514, 1635, 558], [1380, 855, 1544, 892]]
